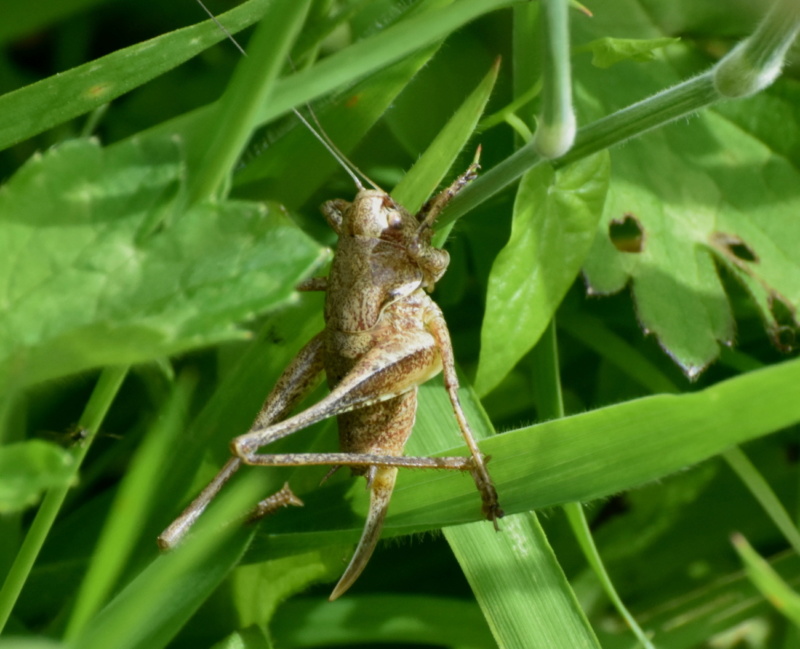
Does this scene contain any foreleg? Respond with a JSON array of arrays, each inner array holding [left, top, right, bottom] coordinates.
[[424, 302, 503, 526]]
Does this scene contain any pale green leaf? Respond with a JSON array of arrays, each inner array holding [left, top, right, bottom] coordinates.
[[475, 153, 610, 396], [0, 441, 74, 513], [0, 136, 325, 390]]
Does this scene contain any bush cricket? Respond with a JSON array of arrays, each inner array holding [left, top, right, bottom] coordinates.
[[159, 5, 503, 601]]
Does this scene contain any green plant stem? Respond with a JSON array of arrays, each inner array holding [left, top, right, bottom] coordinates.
[[187, 0, 311, 204], [0, 366, 127, 634], [714, 0, 800, 98], [533, 0, 575, 158], [442, 71, 719, 227], [532, 322, 654, 649], [446, 0, 800, 224]]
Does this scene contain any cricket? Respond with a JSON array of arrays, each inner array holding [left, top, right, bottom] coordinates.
[[158, 3, 503, 601]]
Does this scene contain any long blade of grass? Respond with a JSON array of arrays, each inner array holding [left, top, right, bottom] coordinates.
[[0, 366, 127, 634], [0, 0, 273, 151], [562, 315, 800, 564], [248, 355, 800, 549], [187, 0, 312, 203], [64, 375, 195, 638], [732, 534, 800, 626], [140, 0, 517, 162], [70, 472, 265, 649]]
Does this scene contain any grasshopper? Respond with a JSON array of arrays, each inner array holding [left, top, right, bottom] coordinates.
[[160, 7, 502, 601], [159, 160, 503, 598]]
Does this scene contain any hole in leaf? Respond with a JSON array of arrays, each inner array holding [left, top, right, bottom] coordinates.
[[769, 294, 797, 352], [609, 214, 644, 252], [710, 232, 758, 263]]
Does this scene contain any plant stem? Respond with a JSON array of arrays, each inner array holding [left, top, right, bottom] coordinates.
[[0, 366, 127, 634], [533, 0, 575, 158], [442, 0, 800, 228], [714, 0, 800, 98]]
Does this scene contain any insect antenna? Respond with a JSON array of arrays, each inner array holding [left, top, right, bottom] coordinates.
[[194, 0, 382, 193], [195, 0, 246, 56]]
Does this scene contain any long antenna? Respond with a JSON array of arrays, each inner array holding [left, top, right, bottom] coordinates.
[[195, 0, 246, 56], [195, 0, 381, 193]]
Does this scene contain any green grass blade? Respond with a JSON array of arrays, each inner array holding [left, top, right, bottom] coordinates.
[[262, 0, 516, 127], [392, 57, 500, 215], [70, 473, 264, 649], [187, 0, 312, 203], [446, 514, 600, 649], [64, 375, 195, 638], [564, 503, 655, 649], [562, 314, 800, 566], [0, 366, 127, 634], [234, 45, 441, 206], [0, 0, 272, 151], [724, 447, 800, 556], [732, 534, 800, 626], [288, 355, 800, 539], [595, 552, 800, 648], [140, 0, 516, 159]]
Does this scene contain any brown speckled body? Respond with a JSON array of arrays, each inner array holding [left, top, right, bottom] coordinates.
[[322, 191, 445, 464]]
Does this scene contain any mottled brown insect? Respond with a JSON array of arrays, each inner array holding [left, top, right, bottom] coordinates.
[[159, 161, 503, 600]]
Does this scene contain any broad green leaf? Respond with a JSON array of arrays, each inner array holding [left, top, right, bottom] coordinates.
[[0, 0, 273, 151], [0, 136, 326, 390], [475, 153, 610, 396], [230, 548, 344, 627], [576, 37, 680, 69], [574, 9, 800, 377], [0, 441, 73, 513], [732, 533, 800, 626]]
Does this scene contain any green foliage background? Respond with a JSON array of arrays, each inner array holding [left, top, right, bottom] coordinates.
[[0, 1, 799, 648]]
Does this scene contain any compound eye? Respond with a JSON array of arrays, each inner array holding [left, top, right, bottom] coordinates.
[[387, 210, 403, 229]]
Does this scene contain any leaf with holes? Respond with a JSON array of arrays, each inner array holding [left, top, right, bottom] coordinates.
[[575, 12, 800, 378]]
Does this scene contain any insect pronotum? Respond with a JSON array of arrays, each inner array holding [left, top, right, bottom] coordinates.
[[159, 3, 504, 601]]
